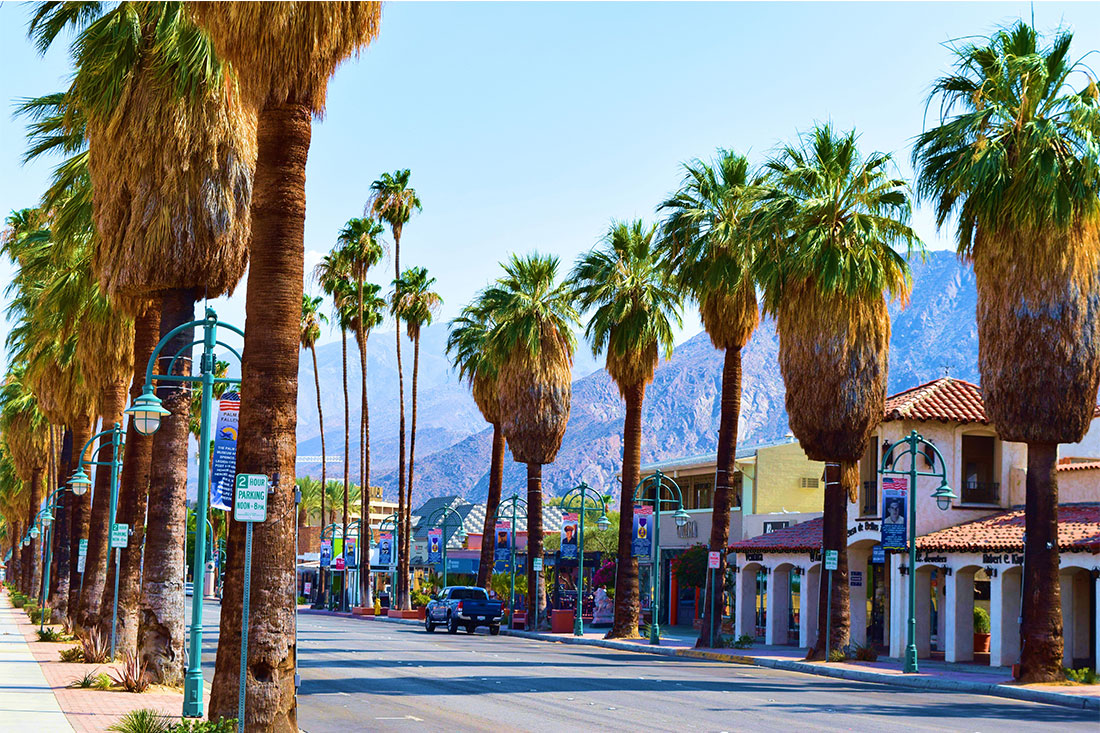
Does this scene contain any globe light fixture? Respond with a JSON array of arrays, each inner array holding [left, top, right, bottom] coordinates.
[[29, 525, 40, 539], [933, 479, 957, 512], [596, 513, 611, 532], [69, 467, 92, 496], [674, 508, 691, 528], [40, 508, 53, 527], [125, 387, 171, 436]]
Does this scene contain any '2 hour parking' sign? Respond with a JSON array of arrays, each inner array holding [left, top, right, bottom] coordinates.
[[234, 474, 269, 523]]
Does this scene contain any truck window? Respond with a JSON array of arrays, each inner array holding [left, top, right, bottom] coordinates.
[[449, 588, 488, 601]]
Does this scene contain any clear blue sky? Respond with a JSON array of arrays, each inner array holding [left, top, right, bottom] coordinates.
[[2, 2, 1098, 367]]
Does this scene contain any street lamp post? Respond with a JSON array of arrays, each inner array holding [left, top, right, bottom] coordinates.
[[494, 494, 528, 628], [558, 483, 611, 637], [426, 505, 467, 589], [36, 476, 89, 632], [319, 523, 341, 610], [125, 307, 242, 718], [633, 470, 690, 645], [379, 513, 398, 603], [880, 429, 957, 674]]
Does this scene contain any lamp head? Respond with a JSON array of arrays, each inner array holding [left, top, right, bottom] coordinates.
[[69, 467, 92, 495], [933, 479, 956, 511], [674, 508, 690, 528], [40, 508, 53, 527], [596, 513, 611, 532], [29, 525, 39, 539], [21, 536, 29, 547], [125, 386, 170, 436]]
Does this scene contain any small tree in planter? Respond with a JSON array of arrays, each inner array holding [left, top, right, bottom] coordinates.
[[973, 606, 991, 653]]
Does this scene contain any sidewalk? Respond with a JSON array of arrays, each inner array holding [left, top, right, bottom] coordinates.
[[308, 608, 1100, 712], [1, 590, 201, 732]]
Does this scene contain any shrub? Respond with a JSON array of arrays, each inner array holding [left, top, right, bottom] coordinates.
[[828, 649, 848, 663], [973, 606, 991, 634], [24, 602, 38, 617], [70, 669, 101, 688], [591, 560, 616, 589], [111, 651, 150, 693], [93, 672, 114, 690], [106, 709, 172, 733], [672, 544, 711, 590], [172, 719, 239, 733], [1064, 667, 1099, 684], [731, 634, 754, 649], [853, 643, 879, 662], [37, 627, 64, 642], [29, 606, 52, 625], [81, 628, 111, 664], [11, 593, 26, 608], [59, 645, 84, 662], [410, 589, 432, 608]]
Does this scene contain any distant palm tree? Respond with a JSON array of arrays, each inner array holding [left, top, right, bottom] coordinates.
[[483, 254, 579, 629], [912, 22, 1100, 682], [391, 267, 443, 538], [756, 123, 920, 660], [447, 299, 505, 590], [657, 150, 760, 648], [295, 476, 324, 529], [569, 220, 681, 639], [368, 169, 421, 610], [300, 294, 329, 526]]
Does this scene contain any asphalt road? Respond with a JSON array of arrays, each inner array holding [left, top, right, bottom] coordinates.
[[195, 602, 1098, 732]]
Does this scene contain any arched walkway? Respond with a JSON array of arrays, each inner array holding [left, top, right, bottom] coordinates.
[[765, 562, 796, 646], [735, 562, 764, 640]]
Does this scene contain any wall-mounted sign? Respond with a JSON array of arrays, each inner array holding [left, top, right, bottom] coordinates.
[[110, 523, 129, 549]]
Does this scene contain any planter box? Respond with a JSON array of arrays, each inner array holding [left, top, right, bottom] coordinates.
[[551, 609, 573, 634], [351, 607, 376, 617], [387, 608, 424, 620], [973, 633, 991, 654], [511, 612, 527, 629]]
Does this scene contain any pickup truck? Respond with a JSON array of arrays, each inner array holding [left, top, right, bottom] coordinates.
[[424, 586, 504, 635]]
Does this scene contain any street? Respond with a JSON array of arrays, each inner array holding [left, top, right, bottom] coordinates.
[[196, 602, 1099, 732]]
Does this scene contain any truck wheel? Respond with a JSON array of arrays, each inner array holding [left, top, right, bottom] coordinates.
[[424, 615, 435, 633], [448, 615, 459, 634], [489, 625, 500, 636]]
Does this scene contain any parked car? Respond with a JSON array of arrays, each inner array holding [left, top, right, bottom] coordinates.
[[425, 586, 504, 635]]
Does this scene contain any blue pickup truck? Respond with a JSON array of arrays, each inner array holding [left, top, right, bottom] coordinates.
[[424, 586, 504, 635]]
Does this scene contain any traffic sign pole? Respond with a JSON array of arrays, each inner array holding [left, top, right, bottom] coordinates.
[[824, 549, 838, 661], [234, 474, 269, 733]]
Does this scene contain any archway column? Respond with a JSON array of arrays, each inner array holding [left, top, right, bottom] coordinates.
[[848, 547, 869, 647], [945, 568, 976, 663], [990, 569, 1021, 667], [889, 553, 906, 659], [765, 566, 789, 646], [914, 568, 932, 658], [735, 561, 760, 639], [799, 565, 820, 649]]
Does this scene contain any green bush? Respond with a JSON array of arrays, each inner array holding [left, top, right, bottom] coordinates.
[[973, 606, 991, 634], [731, 634, 754, 649], [11, 594, 27, 608], [106, 709, 172, 733], [69, 670, 101, 688], [1064, 667, 1098, 684], [172, 719, 238, 733], [410, 588, 432, 608], [828, 649, 848, 663], [59, 645, 84, 662], [29, 606, 52, 625], [853, 643, 879, 662], [37, 627, 63, 642]]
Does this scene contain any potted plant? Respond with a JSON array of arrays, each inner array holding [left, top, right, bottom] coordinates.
[[973, 606, 991, 653]]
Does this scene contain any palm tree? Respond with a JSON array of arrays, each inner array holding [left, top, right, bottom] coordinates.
[[300, 294, 329, 524], [447, 300, 505, 590], [569, 221, 681, 639], [913, 22, 1100, 682], [367, 169, 421, 610], [189, 6, 384, 720], [483, 254, 579, 629], [657, 150, 760, 648], [756, 123, 920, 660], [335, 217, 385, 606], [295, 477, 324, 528], [391, 267, 442, 546]]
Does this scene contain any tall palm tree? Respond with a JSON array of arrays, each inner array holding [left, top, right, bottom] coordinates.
[[913, 22, 1100, 682], [190, 5, 384, 722], [447, 300, 505, 590], [300, 294, 329, 525], [367, 169, 421, 610], [569, 221, 681, 639], [657, 150, 760, 648], [295, 476, 324, 528], [756, 123, 920, 660], [482, 254, 579, 629], [30, 1, 255, 681], [336, 217, 385, 606], [391, 267, 442, 544]]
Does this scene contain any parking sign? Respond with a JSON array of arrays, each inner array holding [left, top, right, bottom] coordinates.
[[234, 474, 269, 522]]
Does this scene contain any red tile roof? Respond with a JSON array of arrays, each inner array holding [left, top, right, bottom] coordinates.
[[883, 378, 988, 425], [917, 504, 1100, 552], [731, 517, 822, 553], [1057, 461, 1100, 473]]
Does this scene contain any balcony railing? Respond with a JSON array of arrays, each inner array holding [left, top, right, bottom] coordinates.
[[861, 481, 878, 517], [962, 480, 999, 505]]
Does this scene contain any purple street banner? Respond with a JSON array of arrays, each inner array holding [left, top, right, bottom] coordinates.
[[881, 476, 908, 550], [493, 520, 511, 573], [632, 505, 653, 558], [560, 513, 579, 560], [319, 539, 332, 568], [209, 392, 240, 511], [428, 528, 443, 565], [345, 536, 357, 569], [378, 532, 393, 566]]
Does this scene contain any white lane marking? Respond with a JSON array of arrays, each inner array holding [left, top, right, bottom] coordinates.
[[375, 716, 423, 721]]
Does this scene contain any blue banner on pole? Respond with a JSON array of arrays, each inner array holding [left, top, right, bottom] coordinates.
[[493, 521, 511, 573], [319, 540, 332, 568], [560, 513, 578, 560], [632, 505, 653, 558], [209, 392, 240, 511], [881, 477, 908, 550], [378, 533, 393, 566], [427, 528, 443, 565]]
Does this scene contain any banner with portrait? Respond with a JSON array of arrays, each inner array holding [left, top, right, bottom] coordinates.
[[427, 528, 443, 565], [378, 532, 393, 566], [560, 513, 579, 560], [493, 520, 512, 573], [632, 505, 653, 558], [881, 476, 908, 550]]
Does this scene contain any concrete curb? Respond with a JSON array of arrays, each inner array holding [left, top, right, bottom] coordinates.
[[300, 609, 1097, 712]]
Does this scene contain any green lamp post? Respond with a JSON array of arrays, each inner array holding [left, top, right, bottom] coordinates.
[[426, 505, 467, 588], [379, 513, 399, 602], [880, 429, 956, 674], [558, 483, 610, 636], [36, 477, 88, 633], [493, 494, 528, 627], [125, 307, 242, 718], [319, 523, 342, 610], [633, 470, 690, 645]]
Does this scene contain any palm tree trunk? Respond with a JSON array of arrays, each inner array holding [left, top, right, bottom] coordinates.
[[67, 417, 93, 621], [50, 428, 73, 614], [76, 379, 128, 631], [357, 327, 371, 606], [27, 467, 44, 601], [393, 231, 409, 611], [313, 345, 327, 609], [525, 462, 545, 630], [1019, 442, 1063, 682], [341, 328, 349, 611], [697, 347, 741, 648], [609, 381, 645, 639], [98, 303, 159, 656], [139, 287, 196, 684], [807, 461, 850, 660], [476, 424, 506, 589], [407, 332, 420, 536], [208, 101, 308, 732]]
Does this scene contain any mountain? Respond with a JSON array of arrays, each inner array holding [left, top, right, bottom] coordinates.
[[327, 250, 980, 504]]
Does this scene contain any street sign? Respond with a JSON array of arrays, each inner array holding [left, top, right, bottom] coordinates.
[[824, 549, 838, 571], [77, 538, 88, 573], [233, 474, 269, 523], [708, 551, 721, 569], [110, 523, 129, 549], [850, 570, 863, 587], [532, 557, 543, 572], [210, 392, 240, 511], [333, 556, 346, 572]]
